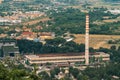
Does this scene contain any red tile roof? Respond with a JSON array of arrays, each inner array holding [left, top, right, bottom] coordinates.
[[22, 31, 33, 35]]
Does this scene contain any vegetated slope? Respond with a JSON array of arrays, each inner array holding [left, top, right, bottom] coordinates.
[[73, 34, 120, 49], [46, 8, 120, 35]]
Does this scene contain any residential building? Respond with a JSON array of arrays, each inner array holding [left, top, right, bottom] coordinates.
[[21, 31, 36, 40], [38, 32, 55, 40]]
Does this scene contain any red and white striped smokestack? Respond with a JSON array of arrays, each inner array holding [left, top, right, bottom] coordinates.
[[85, 14, 89, 65]]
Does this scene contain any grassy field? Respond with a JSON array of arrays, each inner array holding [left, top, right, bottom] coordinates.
[[73, 34, 120, 49]]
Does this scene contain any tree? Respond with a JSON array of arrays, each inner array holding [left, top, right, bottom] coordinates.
[[10, 69, 27, 80], [69, 66, 79, 78], [38, 71, 51, 80], [79, 44, 85, 52], [77, 74, 89, 80], [50, 67, 60, 78], [0, 63, 10, 80], [29, 73, 40, 80], [98, 47, 110, 53], [45, 37, 66, 46], [54, 67, 60, 75], [50, 70, 56, 78], [61, 76, 72, 80], [110, 45, 116, 51], [89, 47, 95, 53], [117, 46, 120, 52], [71, 68, 79, 78], [17, 39, 42, 53], [0, 28, 4, 34]]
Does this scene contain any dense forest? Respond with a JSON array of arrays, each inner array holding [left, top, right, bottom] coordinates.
[[17, 39, 86, 54]]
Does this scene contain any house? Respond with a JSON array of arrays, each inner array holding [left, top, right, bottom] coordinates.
[[21, 31, 36, 40], [15, 27, 22, 32], [35, 26, 43, 30], [23, 27, 32, 32], [38, 32, 55, 40], [0, 34, 7, 38]]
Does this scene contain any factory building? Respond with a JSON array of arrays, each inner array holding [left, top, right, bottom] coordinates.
[[0, 40, 19, 57], [25, 52, 110, 65]]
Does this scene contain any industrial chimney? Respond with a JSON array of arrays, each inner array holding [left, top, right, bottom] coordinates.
[[85, 14, 89, 65]]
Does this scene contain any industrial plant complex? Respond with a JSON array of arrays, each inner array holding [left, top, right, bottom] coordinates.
[[24, 14, 110, 66]]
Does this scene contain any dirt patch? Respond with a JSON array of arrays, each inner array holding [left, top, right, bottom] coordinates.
[[73, 34, 120, 49]]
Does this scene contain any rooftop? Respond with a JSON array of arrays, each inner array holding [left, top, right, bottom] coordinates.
[[22, 31, 33, 35], [25, 52, 108, 58]]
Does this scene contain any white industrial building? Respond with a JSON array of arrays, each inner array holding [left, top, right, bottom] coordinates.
[[25, 52, 110, 66]]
